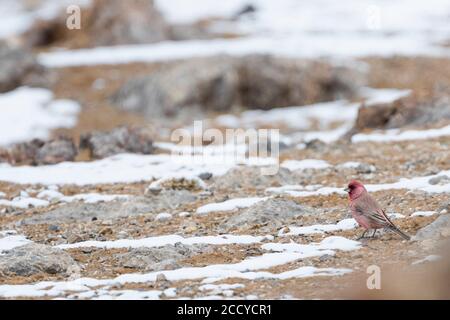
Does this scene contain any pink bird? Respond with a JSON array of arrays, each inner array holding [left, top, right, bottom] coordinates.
[[345, 180, 410, 240]]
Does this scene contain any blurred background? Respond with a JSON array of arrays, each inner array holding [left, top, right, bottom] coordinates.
[[0, 0, 449, 299]]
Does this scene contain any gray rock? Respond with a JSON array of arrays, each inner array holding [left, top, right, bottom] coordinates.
[[5, 137, 77, 166], [428, 175, 450, 185], [351, 94, 450, 132], [0, 41, 43, 92], [35, 137, 77, 165], [22, 192, 197, 224], [198, 172, 213, 180], [0, 243, 79, 277], [413, 214, 450, 241], [112, 55, 359, 118], [113, 56, 239, 118], [219, 197, 317, 232], [212, 166, 299, 192], [86, 0, 170, 46], [80, 126, 154, 159], [115, 243, 207, 272]]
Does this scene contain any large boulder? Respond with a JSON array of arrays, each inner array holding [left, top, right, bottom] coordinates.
[[413, 214, 450, 241], [112, 55, 359, 118], [218, 197, 317, 232], [0, 243, 79, 277]]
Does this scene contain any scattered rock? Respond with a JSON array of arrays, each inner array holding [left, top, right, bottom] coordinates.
[[80, 126, 154, 159], [428, 175, 450, 185], [86, 0, 170, 46], [219, 197, 317, 232], [413, 214, 450, 241], [212, 166, 299, 192], [0, 243, 79, 277], [351, 94, 450, 133], [35, 137, 78, 165], [147, 176, 207, 192], [4, 137, 77, 166], [0, 41, 45, 92], [155, 212, 173, 222], [22, 192, 196, 224], [113, 55, 359, 118], [115, 243, 207, 272], [198, 172, 213, 180]]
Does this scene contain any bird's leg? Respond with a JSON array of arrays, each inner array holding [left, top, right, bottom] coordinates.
[[371, 229, 377, 238], [357, 230, 367, 240]]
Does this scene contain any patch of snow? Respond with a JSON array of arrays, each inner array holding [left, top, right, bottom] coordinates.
[[154, 213, 173, 222], [0, 153, 274, 186], [281, 159, 330, 171], [0, 87, 80, 147], [57, 234, 273, 250], [0, 234, 32, 254], [411, 211, 437, 217], [196, 197, 267, 215], [279, 218, 358, 236], [412, 255, 442, 265], [0, 196, 49, 209], [352, 125, 450, 143]]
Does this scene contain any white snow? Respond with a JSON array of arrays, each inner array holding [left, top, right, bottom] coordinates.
[[0, 196, 49, 209], [0, 87, 80, 146], [0, 233, 31, 253], [57, 234, 273, 250], [411, 211, 437, 217], [412, 255, 442, 265], [279, 219, 358, 236], [0, 235, 357, 298], [352, 124, 450, 143], [0, 0, 90, 40], [0, 191, 129, 208], [196, 197, 267, 215], [281, 159, 330, 171], [267, 170, 450, 197], [154, 213, 173, 222], [0, 153, 273, 186]]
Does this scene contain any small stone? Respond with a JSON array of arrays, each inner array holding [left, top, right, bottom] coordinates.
[[156, 273, 168, 282], [198, 172, 213, 180], [155, 212, 172, 222], [99, 227, 113, 236], [178, 211, 190, 218], [428, 175, 450, 185], [146, 186, 162, 195], [48, 225, 60, 232], [117, 231, 129, 239]]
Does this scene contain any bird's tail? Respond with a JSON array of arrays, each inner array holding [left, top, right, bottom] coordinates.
[[388, 225, 410, 240]]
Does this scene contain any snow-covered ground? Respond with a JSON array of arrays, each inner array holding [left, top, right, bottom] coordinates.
[[36, 0, 450, 67], [0, 87, 80, 146]]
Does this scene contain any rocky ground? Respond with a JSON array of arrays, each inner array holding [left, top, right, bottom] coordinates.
[[0, 0, 450, 300]]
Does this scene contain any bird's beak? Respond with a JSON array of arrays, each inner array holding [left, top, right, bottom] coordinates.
[[344, 187, 350, 192]]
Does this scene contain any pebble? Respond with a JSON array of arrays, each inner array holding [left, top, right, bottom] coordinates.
[[48, 225, 60, 232], [198, 172, 213, 180], [155, 212, 172, 222]]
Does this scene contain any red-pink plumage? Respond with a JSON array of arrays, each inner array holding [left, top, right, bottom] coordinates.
[[346, 180, 410, 240]]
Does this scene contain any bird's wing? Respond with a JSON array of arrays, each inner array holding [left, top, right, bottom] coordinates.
[[354, 193, 393, 227]]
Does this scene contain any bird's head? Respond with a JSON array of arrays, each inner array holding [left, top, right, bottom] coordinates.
[[344, 180, 366, 200]]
